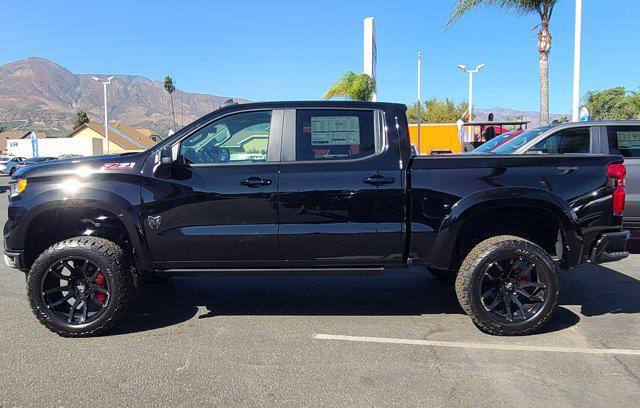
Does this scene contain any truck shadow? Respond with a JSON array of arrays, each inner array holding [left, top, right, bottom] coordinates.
[[112, 263, 640, 336]]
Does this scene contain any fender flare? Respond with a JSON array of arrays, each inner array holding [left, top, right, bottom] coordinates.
[[430, 187, 583, 270], [18, 188, 152, 272]]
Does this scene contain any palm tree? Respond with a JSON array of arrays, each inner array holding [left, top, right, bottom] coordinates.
[[163, 76, 176, 130], [448, 0, 558, 125], [324, 71, 376, 102]]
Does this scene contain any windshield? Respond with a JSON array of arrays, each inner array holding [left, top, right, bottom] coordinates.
[[492, 127, 550, 154], [471, 132, 515, 154]]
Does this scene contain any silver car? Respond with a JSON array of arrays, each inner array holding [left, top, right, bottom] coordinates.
[[490, 121, 640, 231], [0, 157, 27, 176]]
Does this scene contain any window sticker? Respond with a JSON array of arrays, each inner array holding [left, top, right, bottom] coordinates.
[[310, 116, 360, 146], [618, 131, 640, 149]]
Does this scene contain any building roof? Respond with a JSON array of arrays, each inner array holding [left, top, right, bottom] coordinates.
[[66, 122, 158, 150], [0, 131, 28, 152], [8, 130, 58, 139]]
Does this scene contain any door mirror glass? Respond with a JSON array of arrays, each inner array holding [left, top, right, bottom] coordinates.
[[154, 146, 174, 178], [160, 146, 173, 165]]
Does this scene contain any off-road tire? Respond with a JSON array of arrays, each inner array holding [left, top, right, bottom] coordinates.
[[27, 236, 135, 337], [455, 235, 561, 336]]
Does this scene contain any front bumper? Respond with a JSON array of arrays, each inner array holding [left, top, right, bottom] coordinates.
[[590, 230, 630, 264], [3, 248, 26, 271]]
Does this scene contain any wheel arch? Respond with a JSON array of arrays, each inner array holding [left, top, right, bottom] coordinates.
[[19, 188, 151, 273], [430, 187, 583, 270]]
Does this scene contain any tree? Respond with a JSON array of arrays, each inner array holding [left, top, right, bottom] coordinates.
[[583, 86, 640, 120], [0, 125, 6, 133], [448, 0, 558, 125], [324, 71, 376, 101], [72, 110, 89, 130], [163, 76, 177, 130], [406, 98, 469, 123]]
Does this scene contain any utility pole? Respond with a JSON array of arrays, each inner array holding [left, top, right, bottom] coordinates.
[[92, 76, 114, 154], [417, 50, 421, 154], [572, 0, 583, 122]]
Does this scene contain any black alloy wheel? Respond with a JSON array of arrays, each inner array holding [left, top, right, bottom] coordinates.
[[40, 257, 111, 325], [478, 257, 547, 323]]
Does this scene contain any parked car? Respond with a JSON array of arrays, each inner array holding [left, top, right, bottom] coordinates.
[[12, 157, 57, 174], [469, 130, 524, 154], [4, 101, 629, 337], [57, 154, 84, 160], [488, 121, 640, 231], [0, 156, 27, 175]]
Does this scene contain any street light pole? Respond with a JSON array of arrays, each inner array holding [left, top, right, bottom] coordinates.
[[572, 0, 583, 122], [92, 76, 114, 154], [458, 64, 485, 142], [468, 70, 474, 122], [417, 50, 421, 154]]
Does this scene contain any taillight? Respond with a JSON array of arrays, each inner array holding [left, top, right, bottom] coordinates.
[[607, 163, 626, 216], [607, 163, 626, 179]]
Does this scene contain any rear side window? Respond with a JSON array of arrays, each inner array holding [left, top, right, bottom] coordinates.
[[295, 110, 375, 161], [607, 126, 640, 158], [531, 128, 590, 154]]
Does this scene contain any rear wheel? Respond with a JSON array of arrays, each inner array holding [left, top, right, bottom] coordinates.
[[455, 235, 560, 336], [27, 236, 135, 337]]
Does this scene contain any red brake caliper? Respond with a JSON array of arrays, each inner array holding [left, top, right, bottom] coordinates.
[[514, 266, 528, 282], [94, 272, 107, 302]]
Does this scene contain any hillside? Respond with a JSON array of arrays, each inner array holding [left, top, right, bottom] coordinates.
[[0, 57, 245, 137]]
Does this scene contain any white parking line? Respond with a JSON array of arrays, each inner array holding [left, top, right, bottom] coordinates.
[[314, 334, 640, 356]]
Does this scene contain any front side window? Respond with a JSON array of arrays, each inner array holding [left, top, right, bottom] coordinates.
[[179, 111, 272, 164], [607, 126, 640, 158], [531, 128, 590, 154], [295, 110, 375, 161]]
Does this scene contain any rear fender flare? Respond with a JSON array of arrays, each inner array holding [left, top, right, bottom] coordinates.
[[430, 187, 583, 270]]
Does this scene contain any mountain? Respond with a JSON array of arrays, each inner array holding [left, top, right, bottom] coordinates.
[[473, 107, 568, 128], [0, 57, 245, 137]]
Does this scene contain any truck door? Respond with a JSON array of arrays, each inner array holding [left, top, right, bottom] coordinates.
[[605, 125, 640, 229], [276, 108, 404, 266], [142, 109, 282, 269]]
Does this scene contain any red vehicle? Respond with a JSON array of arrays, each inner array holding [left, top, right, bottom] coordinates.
[[461, 120, 530, 151], [470, 130, 525, 154]]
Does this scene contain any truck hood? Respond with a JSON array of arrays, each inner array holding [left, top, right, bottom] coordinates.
[[12, 152, 149, 180]]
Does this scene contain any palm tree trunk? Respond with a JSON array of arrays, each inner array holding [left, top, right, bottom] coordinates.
[[170, 93, 176, 130], [539, 50, 550, 125]]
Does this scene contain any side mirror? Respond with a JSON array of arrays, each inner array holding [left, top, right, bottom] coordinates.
[[160, 146, 173, 165], [154, 146, 174, 178]]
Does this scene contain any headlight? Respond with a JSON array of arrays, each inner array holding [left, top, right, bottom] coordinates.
[[9, 179, 27, 197]]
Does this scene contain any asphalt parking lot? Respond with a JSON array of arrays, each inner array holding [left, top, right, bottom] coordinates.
[[0, 177, 639, 407]]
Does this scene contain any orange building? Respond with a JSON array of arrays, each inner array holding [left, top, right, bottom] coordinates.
[[408, 123, 462, 154]]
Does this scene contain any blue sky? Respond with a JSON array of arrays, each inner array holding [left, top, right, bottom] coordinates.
[[0, 0, 637, 113]]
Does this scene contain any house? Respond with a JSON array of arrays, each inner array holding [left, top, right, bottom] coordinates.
[[0, 130, 28, 153], [66, 122, 159, 153]]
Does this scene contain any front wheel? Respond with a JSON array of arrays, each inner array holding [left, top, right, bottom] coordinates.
[[27, 237, 136, 337], [455, 235, 560, 336]]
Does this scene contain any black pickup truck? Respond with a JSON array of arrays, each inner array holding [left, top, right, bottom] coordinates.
[[4, 101, 630, 337]]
